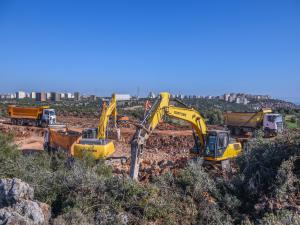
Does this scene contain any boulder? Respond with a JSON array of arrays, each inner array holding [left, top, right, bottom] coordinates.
[[0, 178, 34, 206], [0, 178, 50, 225]]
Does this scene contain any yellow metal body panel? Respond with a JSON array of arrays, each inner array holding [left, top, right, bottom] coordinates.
[[148, 92, 171, 132], [8, 105, 50, 119], [73, 141, 115, 159], [205, 142, 242, 161], [224, 108, 272, 128]]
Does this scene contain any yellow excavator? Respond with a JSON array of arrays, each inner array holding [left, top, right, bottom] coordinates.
[[73, 94, 118, 159], [130, 92, 242, 180]]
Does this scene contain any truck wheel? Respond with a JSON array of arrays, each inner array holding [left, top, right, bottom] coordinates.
[[44, 143, 50, 153], [17, 119, 23, 126], [253, 129, 258, 138], [11, 119, 17, 125], [264, 129, 270, 138], [41, 121, 47, 128], [234, 127, 241, 136]]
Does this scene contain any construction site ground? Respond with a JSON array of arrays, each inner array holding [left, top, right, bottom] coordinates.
[[0, 116, 199, 181]]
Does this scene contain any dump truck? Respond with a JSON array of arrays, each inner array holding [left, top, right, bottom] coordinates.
[[44, 124, 82, 155], [8, 105, 56, 127], [223, 108, 284, 137]]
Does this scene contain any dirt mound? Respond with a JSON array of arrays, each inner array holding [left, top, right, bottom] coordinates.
[[146, 133, 194, 151], [0, 123, 44, 139]]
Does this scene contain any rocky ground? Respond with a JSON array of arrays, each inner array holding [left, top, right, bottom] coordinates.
[[0, 116, 196, 181]]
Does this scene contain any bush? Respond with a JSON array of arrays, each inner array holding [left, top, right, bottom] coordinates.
[[260, 210, 300, 225], [290, 116, 297, 123], [233, 132, 300, 221], [1, 130, 300, 225]]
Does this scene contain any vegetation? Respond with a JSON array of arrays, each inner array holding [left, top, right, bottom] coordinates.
[[1, 129, 300, 224], [1, 98, 299, 126]]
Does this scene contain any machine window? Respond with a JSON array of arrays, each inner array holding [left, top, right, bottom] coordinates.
[[205, 135, 217, 155], [218, 133, 228, 149], [267, 115, 276, 122]]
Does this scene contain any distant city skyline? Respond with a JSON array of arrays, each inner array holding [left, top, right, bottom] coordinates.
[[0, 89, 286, 101], [0, 89, 297, 103], [0, 1, 299, 103]]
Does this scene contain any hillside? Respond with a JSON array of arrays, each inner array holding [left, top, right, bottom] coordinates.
[[1, 129, 300, 224]]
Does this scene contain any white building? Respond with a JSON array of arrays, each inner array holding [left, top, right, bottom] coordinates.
[[16, 91, 26, 99], [224, 94, 230, 102], [243, 98, 249, 105], [115, 94, 131, 101], [148, 92, 156, 99], [228, 96, 235, 102], [65, 93, 73, 99], [175, 94, 184, 99], [30, 92, 36, 99], [46, 92, 51, 99]]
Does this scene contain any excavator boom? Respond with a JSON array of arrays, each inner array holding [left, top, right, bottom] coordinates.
[[166, 106, 207, 147], [129, 92, 242, 180], [130, 92, 208, 180], [97, 94, 117, 139]]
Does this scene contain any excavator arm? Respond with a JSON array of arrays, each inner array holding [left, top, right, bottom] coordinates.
[[97, 94, 117, 139], [130, 92, 208, 180], [165, 106, 207, 148]]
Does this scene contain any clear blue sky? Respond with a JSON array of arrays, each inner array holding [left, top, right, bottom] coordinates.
[[0, 0, 299, 101]]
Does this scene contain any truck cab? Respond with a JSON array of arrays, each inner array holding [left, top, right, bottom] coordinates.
[[263, 114, 284, 136], [42, 109, 56, 125]]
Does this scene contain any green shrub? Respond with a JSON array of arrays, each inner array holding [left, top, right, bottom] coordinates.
[[1, 130, 300, 224], [260, 210, 300, 225]]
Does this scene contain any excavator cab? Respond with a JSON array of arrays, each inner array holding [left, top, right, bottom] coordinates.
[[204, 130, 242, 161]]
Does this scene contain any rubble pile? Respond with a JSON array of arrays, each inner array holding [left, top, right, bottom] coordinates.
[[156, 122, 190, 130], [0, 178, 50, 225], [57, 116, 98, 128], [0, 123, 44, 139], [146, 133, 194, 152], [139, 157, 188, 181]]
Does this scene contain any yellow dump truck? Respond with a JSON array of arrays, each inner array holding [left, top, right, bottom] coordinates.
[[8, 105, 56, 127], [44, 125, 82, 155], [223, 108, 284, 137]]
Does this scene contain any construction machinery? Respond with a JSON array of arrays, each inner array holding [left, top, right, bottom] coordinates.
[[44, 93, 127, 160], [44, 124, 82, 155], [223, 109, 284, 137], [72, 94, 118, 159], [8, 105, 56, 127], [130, 92, 242, 180]]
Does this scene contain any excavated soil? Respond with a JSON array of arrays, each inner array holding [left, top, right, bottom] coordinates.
[[0, 116, 197, 179]]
